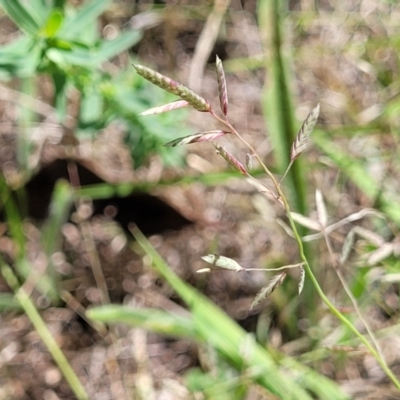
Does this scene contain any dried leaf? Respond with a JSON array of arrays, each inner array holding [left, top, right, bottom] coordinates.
[[291, 212, 321, 231], [213, 143, 247, 175], [250, 272, 287, 309], [315, 189, 328, 228], [298, 265, 305, 295], [366, 243, 394, 266], [245, 153, 253, 170], [216, 55, 228, 115], [139, 100, 189, 116], [133, 64, 210, 112], [196, 268, 211, 274], [291, 103, 320, 161], [340, 229, 356, 265], [201, 254, 244, 272], [165, 130, 230, 147]]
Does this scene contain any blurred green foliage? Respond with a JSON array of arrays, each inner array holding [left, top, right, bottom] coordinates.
[[0, 0, 187, 168]]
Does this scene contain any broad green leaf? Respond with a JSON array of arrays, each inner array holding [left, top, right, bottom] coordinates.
[[41, 9, 64, 38], [79, 85, 103, 126]]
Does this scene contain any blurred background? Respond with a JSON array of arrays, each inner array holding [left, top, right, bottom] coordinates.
[[0, 0, 400, 399]]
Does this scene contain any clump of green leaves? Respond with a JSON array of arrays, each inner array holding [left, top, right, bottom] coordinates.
[[0, 0, 187, 167]]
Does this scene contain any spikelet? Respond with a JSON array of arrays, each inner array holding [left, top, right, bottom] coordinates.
[[216, 56, 228, 116], [133, 64, 210, 112], [291, 103, 320, 161], [165, 130, 230, 147]]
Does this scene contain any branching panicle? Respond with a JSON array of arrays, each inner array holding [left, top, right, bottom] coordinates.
[[132, 56, 400, 391]]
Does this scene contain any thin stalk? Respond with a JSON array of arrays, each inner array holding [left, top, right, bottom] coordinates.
[[1, 263, 88, 400], [209, 108, 400, 390]]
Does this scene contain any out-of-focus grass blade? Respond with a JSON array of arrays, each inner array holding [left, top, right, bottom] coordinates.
[[52, 71, 68, 122], [258, 0, 307, 215], [58, 0, 110, 39], [130, 226, 349, 400], [47, 31, 141, 67], [0, 37, 42, 79], [41, 180, 74, 256], [94, 31, 142, 63], [40, 180, 74, 301], [0, 0, 41, 35], [223, 55, 266, 73], [88, 306, 198, 339], [0, 177, 25, 261], [0, 293, 21, 312], [79, 84, 103, 126], [313, 129, 400, 226]]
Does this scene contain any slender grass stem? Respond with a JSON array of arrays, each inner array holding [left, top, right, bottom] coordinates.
[[0, 263, 89, 400]]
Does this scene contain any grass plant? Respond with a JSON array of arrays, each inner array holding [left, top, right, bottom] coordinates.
[[91, 53, 400, 396]]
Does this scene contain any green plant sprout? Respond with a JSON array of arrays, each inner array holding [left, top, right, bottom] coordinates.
[[133, 56, 400, 391]]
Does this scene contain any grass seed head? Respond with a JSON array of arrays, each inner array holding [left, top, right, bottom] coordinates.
[[133, 64, 210, 112]]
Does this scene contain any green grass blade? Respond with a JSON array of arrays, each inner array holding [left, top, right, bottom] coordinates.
[[0, 0, 41, 35], [94, 30, 142, 63], [38, 180, 74, 301], [0, 262, 88, 400], [130, 226, 349, 400], [41, 180, 74, 259], [58, 0, 110, 39], [88, 306, 198, 339], [0, 293, 21, 311], [0, 176, 25, 261], [313, 129, 400, 226], [258, 0, 307, 215]]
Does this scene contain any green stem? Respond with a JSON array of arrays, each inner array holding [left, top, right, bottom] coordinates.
[[1, 263, 89, 400]]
